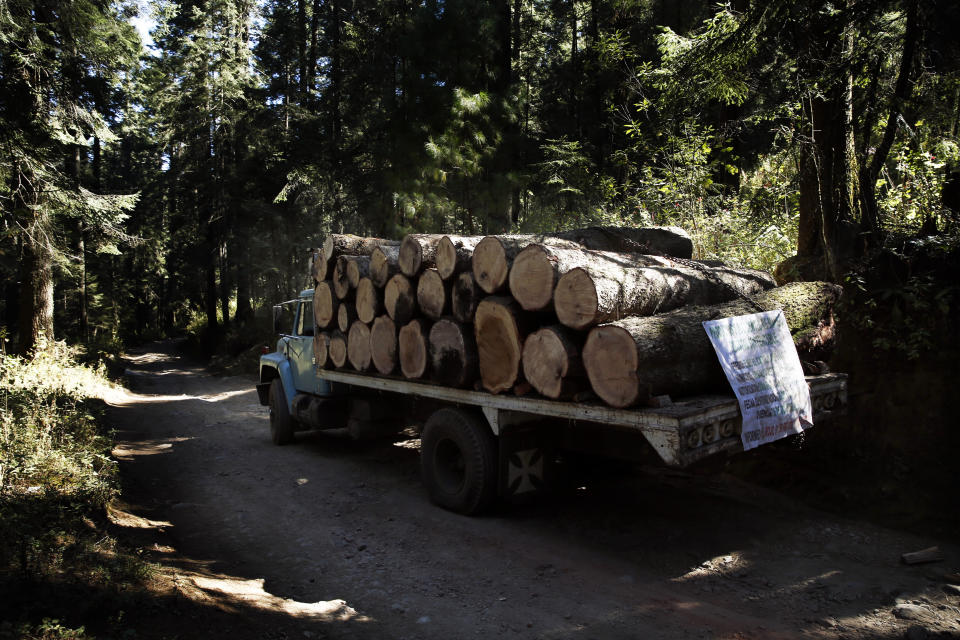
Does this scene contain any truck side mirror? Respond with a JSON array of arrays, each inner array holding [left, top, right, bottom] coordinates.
[[273, 305, 283, 334]]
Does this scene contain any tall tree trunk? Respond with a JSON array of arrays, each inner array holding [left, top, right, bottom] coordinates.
[[860, 0, 919, 236], [18, 207, 55, 355]]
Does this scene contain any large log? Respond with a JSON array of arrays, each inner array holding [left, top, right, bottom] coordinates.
[[451, 272, 482, 323], [356, 277, 381, 324], [313, 282, 338, 329], [474, 296, 534, 394], [370, 245, 401, 288], [472, 235, 582, 294], [314, 332, 330, 367], [399, 234, 443, 278], [347, 321, 372, 371], [471, 226, 694, 295], [553, 257, 776, 330], [318, 235, 397, 282], [328, 330, 348, 368], [370, 315, 398, 375], [399, 318, 431, 379], [581, 282, 843, 408], [323, 234, 398, 261], [436, 235, 484, 280], [416, 268, 450, 319], [554, 225, 693, 259], [509, 245, 668, 311], [521, 325, 585, 399], [384, 274, 417, 324], [429, 319, 478, 388]]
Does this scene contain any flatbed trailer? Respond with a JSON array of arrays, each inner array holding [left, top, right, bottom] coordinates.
[[257, 290, 848, 514]]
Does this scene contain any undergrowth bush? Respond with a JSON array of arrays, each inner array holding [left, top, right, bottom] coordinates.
[[0, 344, 153, 637]]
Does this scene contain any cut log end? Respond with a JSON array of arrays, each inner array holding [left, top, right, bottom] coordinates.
[[328, 331, 348, 368], [313, 282, 338, 329], [472, 236, 509, 294], [429, 319, 477, 388], [522, 326, 581, 399], [347, 321, 372, 371], [582, 325, 642, 408], [399, 318, 430, 379], [474, 297, 524, 394], [314, 332, 330, 368], [370, 316, 398, 375], [436, 236, 458, 280], [356, 278, 380, 324], [509, 245, 556, 311], [416, 268, 448, 319], [370, 245, 400, 288], [554, 267, 600, 329], [399, 235, 424, 277], [384, 274, 417, 324], [452, 272, 481, 323]]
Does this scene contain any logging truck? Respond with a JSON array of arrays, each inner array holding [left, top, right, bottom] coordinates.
[[256, 287, 848, 516]]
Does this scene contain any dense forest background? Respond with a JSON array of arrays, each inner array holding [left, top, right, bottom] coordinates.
[[2, 0, 959, 356]]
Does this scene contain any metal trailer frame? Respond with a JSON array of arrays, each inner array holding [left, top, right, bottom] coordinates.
[[312, 368, 848, 469]]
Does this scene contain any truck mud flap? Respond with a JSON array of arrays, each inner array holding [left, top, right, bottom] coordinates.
[[498, 424, 555, 500]]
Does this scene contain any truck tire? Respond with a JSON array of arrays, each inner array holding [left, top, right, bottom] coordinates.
[[269, 378, 295, 445], [420, 407, 497, 515]]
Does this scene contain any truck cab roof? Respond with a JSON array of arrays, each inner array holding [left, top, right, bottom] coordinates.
[[299, 289, 314, 299]]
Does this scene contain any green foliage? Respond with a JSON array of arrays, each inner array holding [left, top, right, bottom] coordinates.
[[0, 346, 117, 571]]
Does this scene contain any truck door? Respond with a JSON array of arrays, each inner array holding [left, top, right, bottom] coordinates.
[[289, 300, 315, 393]]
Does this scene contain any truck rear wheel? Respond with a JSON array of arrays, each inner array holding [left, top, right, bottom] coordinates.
[[269, 379, 295, 445], [420, 408, 497, 515]]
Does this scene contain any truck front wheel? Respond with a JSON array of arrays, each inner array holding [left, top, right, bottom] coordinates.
[[420, 408, 497, 515], [269, 379, 295, 445]]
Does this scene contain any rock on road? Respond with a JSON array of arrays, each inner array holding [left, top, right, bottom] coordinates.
[[106, 342, 960, 640]]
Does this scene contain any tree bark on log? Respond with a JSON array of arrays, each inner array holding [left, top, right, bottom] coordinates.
[[399, 318, 431, 379], [429, 318, 478, 388], [384, 274, 417, 324], [347, 320, 372, 371], [356, 277, 381, 324], [521, 325, 585, 399], [370, 245, 400, 288], [553, 225, 693, 259], [337, 302, 357, 333], [329, 330, 348, 368], [554, 259, 776, 330], [416, 268, 450, 319], [436, 235, 484, 280], [313, 282, 338, 329], [399, 234, 443, 277], [474, 296, 534, 394], [319, 235, 396, 281], [581, 282, 843, 408], [370, 315, 398, 375], [314, 332, 330, 367], [452, 272, 482, 323]]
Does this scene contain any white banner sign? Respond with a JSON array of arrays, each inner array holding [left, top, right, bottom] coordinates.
[[702, 310, 813, 451]]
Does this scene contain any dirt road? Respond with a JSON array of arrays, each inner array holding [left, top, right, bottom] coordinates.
[[106, 343, 960, 639]]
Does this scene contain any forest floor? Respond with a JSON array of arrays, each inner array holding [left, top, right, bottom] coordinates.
[[102, 342, 960, 640]]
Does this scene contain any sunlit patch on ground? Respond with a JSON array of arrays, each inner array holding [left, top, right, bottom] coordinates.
[[182, 572, 372, 623]]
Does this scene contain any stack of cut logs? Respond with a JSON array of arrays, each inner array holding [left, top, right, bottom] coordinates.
[[311, 227, 840, 409]]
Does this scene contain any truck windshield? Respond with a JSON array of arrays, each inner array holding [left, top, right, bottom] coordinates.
[[296, 301, 314, 336]]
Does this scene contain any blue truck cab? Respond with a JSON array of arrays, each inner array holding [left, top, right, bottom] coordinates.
[[256, 289, 348, 444]]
